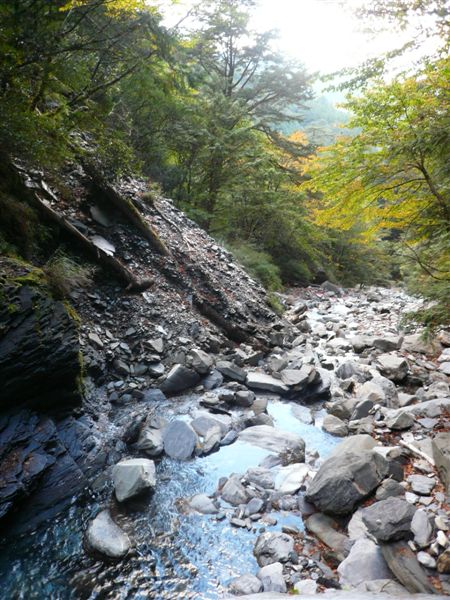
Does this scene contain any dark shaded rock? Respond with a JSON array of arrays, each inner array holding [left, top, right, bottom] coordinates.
[[362, 497, 416, 542], [381, 541, 439, 594], [375, 478, 405, 501], [432, 432, 450, 494], [203, 369, 223, 390], [160, 364, 200, 394], [0, 261, 81, 408], [305, 450, 388, 515]]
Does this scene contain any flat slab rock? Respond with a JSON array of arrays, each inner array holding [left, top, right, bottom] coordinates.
[[381, 541, 440, 594], [245, 372, 288, 394], [239, 425, 305, 460]]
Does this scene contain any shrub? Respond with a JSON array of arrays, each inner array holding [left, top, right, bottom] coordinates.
[[43, 253, 94, 299], [228, 242, 283, 291]]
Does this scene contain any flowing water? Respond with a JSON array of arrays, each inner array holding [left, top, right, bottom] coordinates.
[[0, 396, 339, 600]]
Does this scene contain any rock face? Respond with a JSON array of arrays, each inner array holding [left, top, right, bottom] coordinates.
[[163, 420, 198, 460], [86, 510, 131, 558], [305, 449, 388, 515], [0, 260, 81, 408], [362, 497, 416, 542], [253, 532, 294, 567], [112, 458, 156, 502]]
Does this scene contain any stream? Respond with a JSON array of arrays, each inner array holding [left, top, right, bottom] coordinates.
[[0, 395, 338, 599]]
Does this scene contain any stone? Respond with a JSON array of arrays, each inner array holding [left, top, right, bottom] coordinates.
[[221, 430, 238, 446], [187, 493, 218, 515], [245, 372, 288, 394], [163, 420, 198, 460], [375, 478, 405, 501], [221, 476, 249, 506], [327, 396, 359, 420], [147, 363, 165, 378], [432, 432, 450, 494], [234, 390, 256, 407], [439, 361, 450, 375], [254, 532, 294, 567], [417, 551, 436, 569], [336, 360, 360, 380], [347, 508, 369, 540], [245, 497, 265, 516], [191, 414, 229, 437], [274, 463, 309, 494], [381, 541, 438, 594], [188, 348, 214, 374], [135, 428, 164, 457], [329, 433, 377, 457], [306, 513, 352, 562], [337, 538, 392, 587], [376, 353, 409, 382], [385, 412, 414, 430], [305, 449, 387, 515], [280, 366, 316, 389], [216, 360, 247, 382], [245, 467, 275, 489], [411, 510, 434, 548], [408, 475, 436, 496], [112, 458, 156, 502], [402, 334, 441, 355], [321, 280, 342, 294], [355, 580, 408, 595], [228, 574, 262, 595], [201, 426, 222, 455], [203, 369, 223, 390], [239, 425, 305, 461], [160, 364, 201, 394], [322, 414, 348, 437], [86, 510, 131, 558], [362, 497, 416, 542], [373, 336, 403, 352], [257, 562, 286, 593], [293, 579, 317, 594]]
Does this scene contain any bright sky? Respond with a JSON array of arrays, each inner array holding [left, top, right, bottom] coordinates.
[[160, 0, 417, 74]]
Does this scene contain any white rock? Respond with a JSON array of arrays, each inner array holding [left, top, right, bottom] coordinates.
[[112, 458, 156, 502], [274, 463, 309, 494], [86, 510, 131, 558]]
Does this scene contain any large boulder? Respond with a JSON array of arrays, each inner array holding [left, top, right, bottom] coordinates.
[[246, 372, 288, 394], [163, 420, 198, 460], [228, 574, 262, 595], [338, 538, 393, 588], [239, 425, 305, 461], [362, 497, 416, 542], [112, 458, 156, 502], [381, 541, 439, 594], [274, 463, 309, 494], [221, 476, 249, 506], [305, 449, 388, 515], [86, 510, 131, 558], [160, 364, 201, 394], [135, 428, 164, 457], [257, 562, 286, 593], [253, 531, 294, 567], [375, 353, 409, 382], [432, 432, 450, 494]]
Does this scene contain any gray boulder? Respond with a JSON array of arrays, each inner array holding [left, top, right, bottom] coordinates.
[[432, 432, 450, 494], [216, 360, 247, 382], [257, 562, 286, 593], [135, 428, 164, 457], [246, 372, 288, 394], [245, 467, 275, 489], [381, 541, 438, 594], [306, 513, 352, 562], [362, 497, 416, 542], [86, 510, 131, 558], [229, 574, 262, 595], [373, 336, 403, 352], [385, 412, 414, 430], [375, 353, 409, 382], [337, 538, 393, 588], [322, 414, 348, 437], [163, 420, 198, 460], [187, 493, 218, 515], [411, 509, 434, 548], [239, 425, 305, 461], [188, 348, 214, 375], [221, 476, 249, 506], [254, 531, 294, 567], [305, 449, 388, 515], [375, 478, 405, 501], [112, 458, 156, 502], [407, 474, 436, 496]]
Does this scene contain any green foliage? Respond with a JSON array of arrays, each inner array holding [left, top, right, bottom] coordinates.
[[43, 252, 94, 299], [0, 193, 41, 257], [228, 242, 283, 292]]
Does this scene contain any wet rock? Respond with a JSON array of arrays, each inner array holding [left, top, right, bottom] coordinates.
[[411, 510, 434, 548], [239, 425, 305, 461], [221, 476, 249, 506], [191, 414, 229, 437], [201, 425, 222, 455], [245, 497, 265, 516], [234, 390, 256, 407], [135, 428, 164, 457], [163, 420, 198, 460], [246, 372, 288, 394], [229, 574, 263, 595], [337, 538, 392, 587], [305, 449, 387, 515], [112, 458, 156, 502], [221, 430, 238, 446], [257, 562, 286, 593], [203, 369, 223, 390], [322, 414, 348, 437], [362, 497, 416, 542], [381, 541, 438, 593], [432, 432, 450, 494], [280, 365, 316, 389], [216, 360, 247, 383], [86, 510, 131, 558], [274, 463, 309, 494], [244, 467, 275, 489], [160, 364, 201, 394], [254, 531, 294, 567], [306, 513, 352, 562], [187, 493, 218, 515], [408, 475, 436, 496]]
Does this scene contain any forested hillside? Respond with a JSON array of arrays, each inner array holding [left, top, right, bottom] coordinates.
[[0, 0, 448, 327]]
